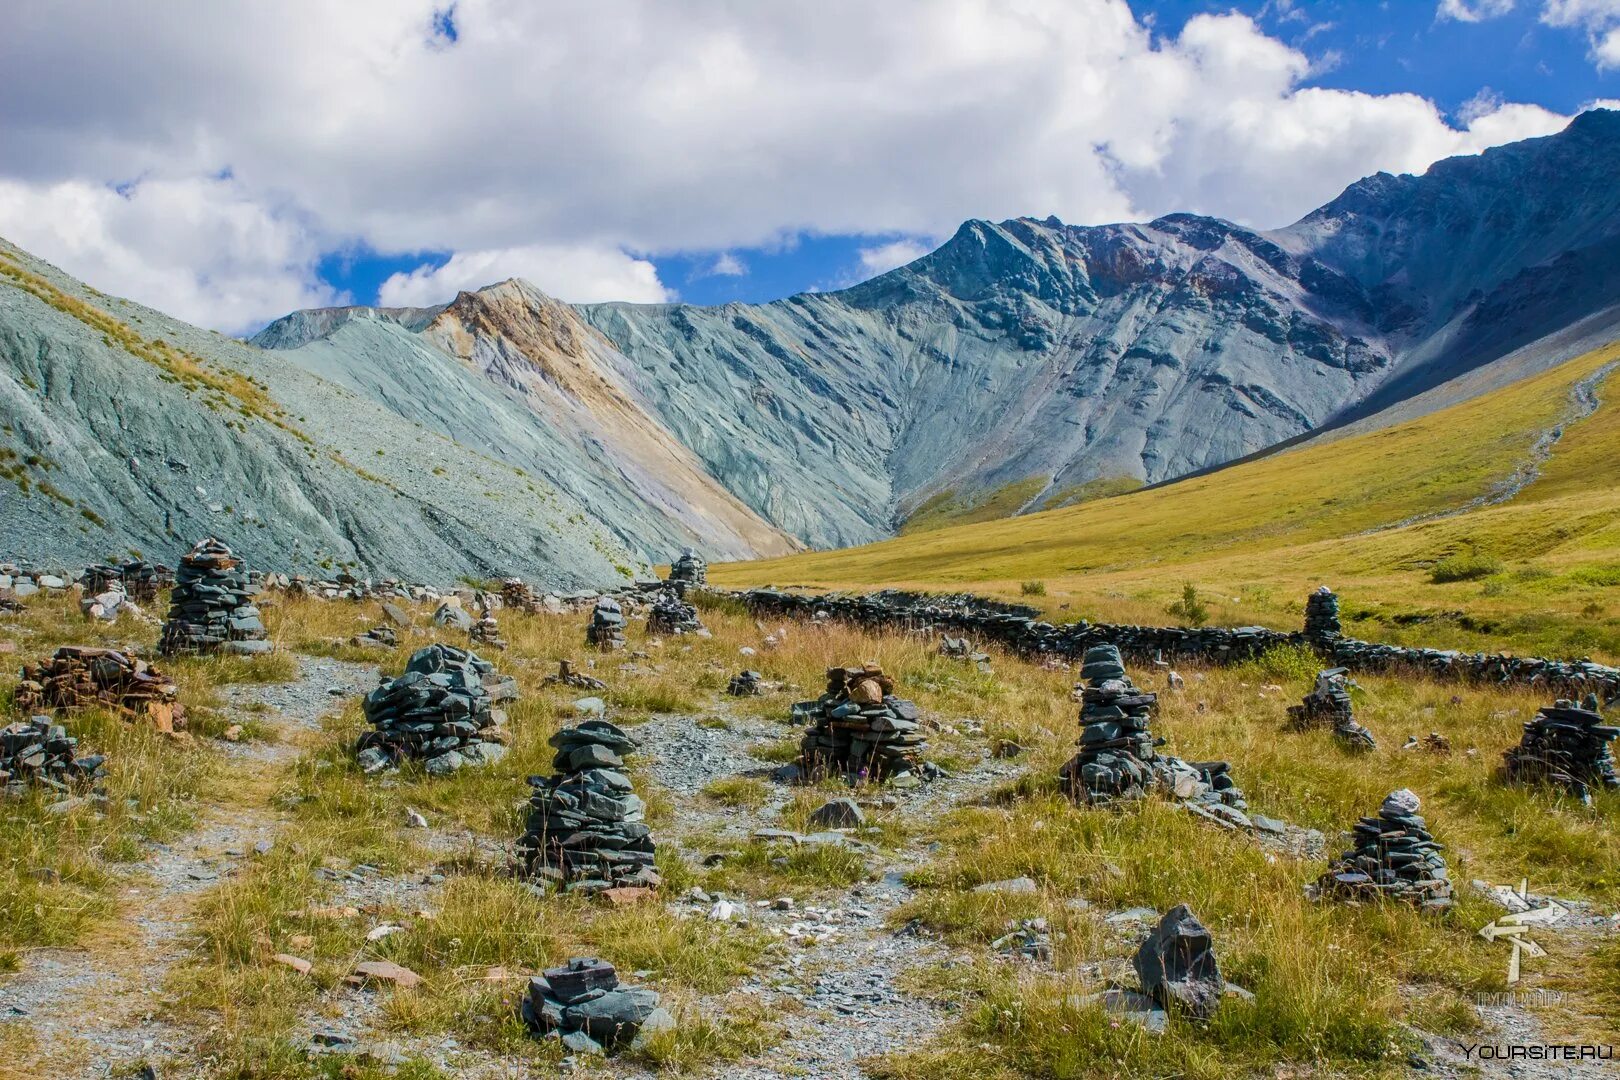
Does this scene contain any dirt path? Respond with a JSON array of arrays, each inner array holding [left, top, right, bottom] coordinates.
[[0, 656, 378, 1078], [1367, 359, 1620, 536]]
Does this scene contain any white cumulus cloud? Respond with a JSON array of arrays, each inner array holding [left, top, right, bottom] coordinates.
[[1437, 0, 1517, 23], [857, 239, 934, 275], [0, 0, 1606, 328]]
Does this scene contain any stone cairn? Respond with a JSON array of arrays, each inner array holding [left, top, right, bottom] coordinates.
[[16, 646, 186, 731], [81, 560, 172, 604], [158, 539, 271, 656], [522, 957, 671, 1054], [1502, 696, 1620, 804], [518, 720, 659, 892], [1317, 789, 1452, 912], [795, 663, 926, 783], [542, 659, 606, 691], [471, 608, 508, 651], [356, 644, 513, 775], [1287, 668, 1377, 752], [1303, 585, 1341, 641], [726, 669, 764, 697], [2, 716, 107, 795], [667, 548, 707, 590], [1134, 905, 1226, 1019], [647, 589, 702, 636], [350, 626, 398, 650], [1059, 644, 1165, 803], [501, 577, 543, 614], [587, 597, 628, 650]]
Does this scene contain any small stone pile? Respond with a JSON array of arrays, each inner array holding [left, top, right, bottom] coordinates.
[[1502, 697, 1620, 804], [1317, 789, 1452, 912], [522, 957, 671, 1054], [940, 635, 992, 672], [1287, 668, 1377, 752], [667, 548, 707, 589], [647, 589, 702, 636], [726, 670, 764, 696], [1134, 905, 1226, 1019], [518, 720, 659, 892], [1303, 586, 1341, 640], [471, 609, 507, 651], [356, 644, 512, 775], [587, 597, 628, 650], [81, 560, 171, 604], [15, 647, 186, 731], [1058, 644, 1164, 803], [158, 539, 270, 656], [0, 565, 70, 601], [502, 577, 542, 614], [542, 659, 606, 691], [350, 626, 397, 651], [795, 663, 926, 783], [2, 716, 107, 794]]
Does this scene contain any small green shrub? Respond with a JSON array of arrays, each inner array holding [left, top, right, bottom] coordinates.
[[1020, 580, 1046, 597], [1165, 581, 1209, 626], [1429, 554, 1502, 583]]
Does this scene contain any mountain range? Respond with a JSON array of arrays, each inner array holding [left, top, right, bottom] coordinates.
[[4, 110, 1620, 583]]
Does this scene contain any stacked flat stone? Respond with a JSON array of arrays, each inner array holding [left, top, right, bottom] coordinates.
[[1287, 668, 1376, 751], [2, 716, 106, 794], [81, 560, 171, 604], [667, 548, 707, 589], [647, 589, 702, 636], [15, 646, 186, 729], [1502, 697, 1620, 804], [795, 663, 926, 782], [726, 670, 764, 697], [471, 610, 508, 651], [350, 626, 398, 650], [1058, 644, 1165, 803], [587, 597, 628, 650], [542, 659, 606, 691], [522, 957, 671, 1054], [519, 720, 659, 892], [158, 539, 270, 656], [1303, 586, 1341, 641], [356, 644, 511, 775], [1318, 789, 1452, 912], [502, 577, 543, 614]]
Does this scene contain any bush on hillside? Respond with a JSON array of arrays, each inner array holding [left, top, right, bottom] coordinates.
[[1429, 554, 1502, 584], [1165, 581, 1209, 626], [1020, 581, 1046, 597]]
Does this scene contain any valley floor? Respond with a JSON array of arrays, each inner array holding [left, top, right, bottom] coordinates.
[[1, 589, 1617, 1078]]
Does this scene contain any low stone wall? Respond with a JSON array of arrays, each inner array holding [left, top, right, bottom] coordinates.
[[723, 587, 1620, 702]]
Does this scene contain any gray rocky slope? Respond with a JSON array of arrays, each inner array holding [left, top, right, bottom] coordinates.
[[6, 112, 1620, 582]]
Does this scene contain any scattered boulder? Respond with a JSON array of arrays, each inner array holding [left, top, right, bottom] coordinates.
[[542, 659, 607, 691], [350, 626, 397, 650], [795, 663, 927, 784], [158, 538, 270, 656], [1133, 904, 1225, 1019], [1317, 789, 1453, 912], [1502, 697, 1619, 804], [432, 600, 474, 632], [807, 798, 864, 828]]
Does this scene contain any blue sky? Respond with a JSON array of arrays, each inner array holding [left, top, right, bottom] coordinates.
[[2, 0, 1617, 331], [326, 1, 1620, 310]]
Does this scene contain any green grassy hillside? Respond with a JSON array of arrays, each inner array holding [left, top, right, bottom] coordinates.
[[714, 342, 1620, 661]]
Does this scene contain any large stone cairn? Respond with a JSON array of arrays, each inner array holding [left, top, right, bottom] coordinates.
[[81, 560, 172, 604], [1058, 644, 1165, 803], [1287, 668, 1377, 752], [647, 588, 702, 636], [158, 539, 270, 656], [795, 663, 926, 783], [2, 716, 107, 795], [1502, 696, 1620, 804], [16, 646, 186, 731], [1317, 788, 1452, 912], [667, 548, 707, 590], [519, 720, 659, 892], [522, 957, 671, 1054], [501, 577, 543, 614], [1303, 586, 1341, 641], [587, 596, 628, 650], [357, 644, 512, 775]]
